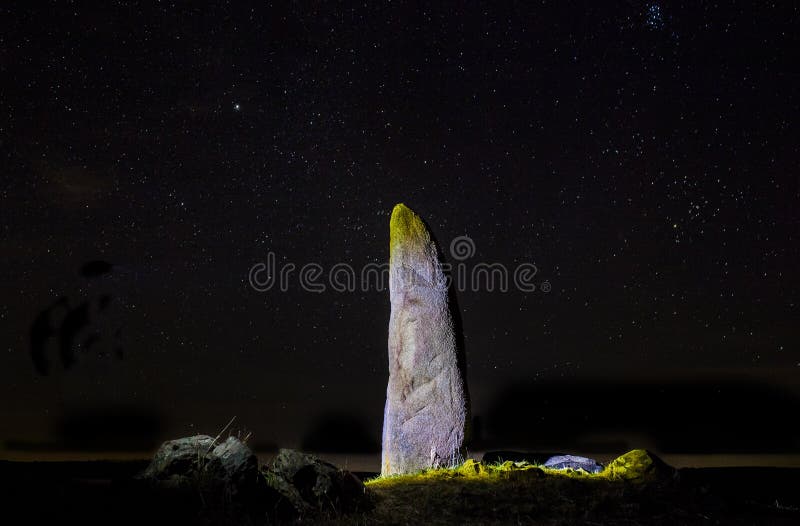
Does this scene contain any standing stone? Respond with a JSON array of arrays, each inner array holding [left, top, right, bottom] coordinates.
[[381, 203, 467, 476]]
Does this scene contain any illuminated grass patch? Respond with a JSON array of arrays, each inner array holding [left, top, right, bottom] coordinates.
[[331, 450, 674, 525], [366, 449, 666, 487]]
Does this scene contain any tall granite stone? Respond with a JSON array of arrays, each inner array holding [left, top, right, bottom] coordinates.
[[381, 203, 467, 476]]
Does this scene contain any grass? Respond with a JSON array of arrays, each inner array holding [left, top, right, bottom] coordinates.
[[366, 449, 665, 487], [295, 450, 799, 525], [316, 450, 677, 525]]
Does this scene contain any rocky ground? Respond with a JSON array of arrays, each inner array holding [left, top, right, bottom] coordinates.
[[1, 438, 798, 525]]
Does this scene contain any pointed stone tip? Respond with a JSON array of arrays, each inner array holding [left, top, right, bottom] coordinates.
[[390, 203, 429, 255], [390, 203, 414, 222]]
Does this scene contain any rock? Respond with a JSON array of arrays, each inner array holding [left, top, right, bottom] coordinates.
[[140, 434, 259, 486], [604, 449, 675, 482], [382, 203, 468, 476], [543, 454, 604, 474], [137, 434, 270, 522], [261, 465, 313, 517], [265, 448, 368, 514], [139, 438, 368, 523]]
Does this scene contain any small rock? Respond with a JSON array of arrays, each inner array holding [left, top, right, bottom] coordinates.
[[543, 454, 604, 473]]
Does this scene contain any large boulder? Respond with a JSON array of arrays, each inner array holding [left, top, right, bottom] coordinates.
[[140, 434, 258, 490], [603, 449, 675, 482], [382, 203, 468, 475], [137, 435, 269, 523], [264, 448, 368, 515]]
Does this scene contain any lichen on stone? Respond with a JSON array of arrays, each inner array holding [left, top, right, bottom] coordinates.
[[389, 203, 431, 260], [602, 449, 670, 482]]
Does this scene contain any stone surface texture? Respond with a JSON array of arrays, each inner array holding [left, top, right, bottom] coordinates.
[[382, 203, 467, 476]]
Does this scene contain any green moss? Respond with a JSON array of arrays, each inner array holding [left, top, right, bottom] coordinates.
[[367, 459, 539, 489], [389, 203, 430, 262], [366, 449, 663, 488], [603, 449, 664, 482], [324, 452, 688, 525]]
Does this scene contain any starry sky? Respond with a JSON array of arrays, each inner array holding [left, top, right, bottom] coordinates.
[[1, 2, 798, 455]]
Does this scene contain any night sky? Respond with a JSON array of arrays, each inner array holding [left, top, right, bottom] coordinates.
[[1, 2, 798, 455]]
